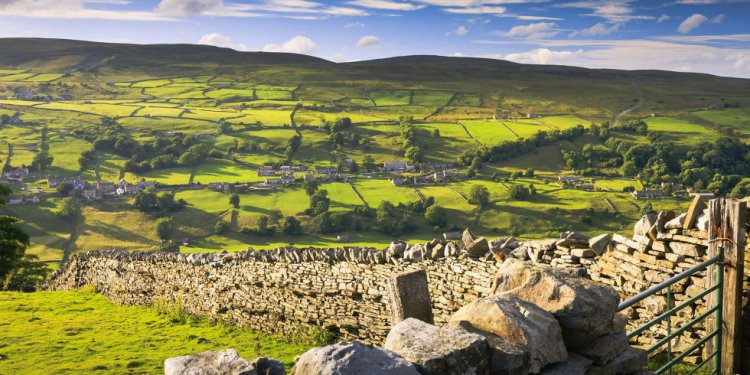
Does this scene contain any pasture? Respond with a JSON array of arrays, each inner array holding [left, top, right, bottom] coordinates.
[[459, 120, 518, 144], [352, 178, 419, 207], [0, 289, 310, 374]]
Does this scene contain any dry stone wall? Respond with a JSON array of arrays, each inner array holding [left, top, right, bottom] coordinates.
[[45, 208, 750, 368], [47, 247, 499, 344]]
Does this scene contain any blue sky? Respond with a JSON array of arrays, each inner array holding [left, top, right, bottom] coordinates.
[[0, 0, 749, 77]]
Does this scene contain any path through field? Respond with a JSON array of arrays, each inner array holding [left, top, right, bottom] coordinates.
[[613, 81, 643, 125]]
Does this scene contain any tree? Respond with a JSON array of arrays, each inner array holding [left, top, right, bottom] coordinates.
[[525, 168, 535, 177], [134, 188, 158, 212], [217, 121, 233, 135], [2, 254, 49, 292], [57, 197, 82, 223], [362, 154, 376, 172], [56, 182, 74, 197], [0, 184, 30, 286], [309, 189, 330, 216], [508, 184, 530, 200], [468, 185, 490, 207], [424, 205, 447, 228], [405, 146, 424, 163], [640, 202, 654, 216], [154, 217, 176, 241], [282, 216, 303, 236], [214, 221, 230, 235], [31, 150, 54, 172], [229, 193, 240, 208], [256, 215, 276, 237], [303, 179, 318, 196]]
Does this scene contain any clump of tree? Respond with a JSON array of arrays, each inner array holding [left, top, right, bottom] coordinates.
[[326, 118, 363, 150], [134, 188, 186, 213], [57, 197, 83, 224], [154, 217, 176, 241], [468, 185, 491, 208], [0, 184, 48, 291], [508, 184, 530, 200], [229, 193, 240, 208], [282, 216, 303, 236], [242, 215, 277, 237]]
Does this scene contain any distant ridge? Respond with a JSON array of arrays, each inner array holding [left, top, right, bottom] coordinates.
[[0, 38, 747, 82]]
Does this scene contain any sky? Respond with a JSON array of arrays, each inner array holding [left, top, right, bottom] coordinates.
[[0, 0, 749, 78]]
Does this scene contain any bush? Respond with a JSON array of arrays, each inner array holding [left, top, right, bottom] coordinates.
[[214, 221, 230, 235], [508, 184, 530, 200]]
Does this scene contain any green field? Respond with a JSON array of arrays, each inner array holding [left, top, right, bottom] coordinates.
[[0, 289, 311, 374], [460, 120, 518, 144], [353, 179, 419, 207], [0, 38, 748, 268]]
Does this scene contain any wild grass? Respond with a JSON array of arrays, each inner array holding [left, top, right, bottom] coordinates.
[[0, 288, 313, 374]]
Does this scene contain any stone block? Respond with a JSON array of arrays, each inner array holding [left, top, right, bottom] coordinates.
[[387, 270, 434, 325]]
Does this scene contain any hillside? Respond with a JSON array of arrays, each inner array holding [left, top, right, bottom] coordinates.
[[0, 38, 748, 269]]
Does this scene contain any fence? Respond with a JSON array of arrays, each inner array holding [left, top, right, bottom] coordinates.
[[619, 198, 746, 374]]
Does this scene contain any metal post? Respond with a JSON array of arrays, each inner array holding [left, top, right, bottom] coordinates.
[[714, 246, 723, 374], [667, 288, 673, 375]]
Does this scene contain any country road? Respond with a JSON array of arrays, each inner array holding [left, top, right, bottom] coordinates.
[[613, 81, 643, 125]]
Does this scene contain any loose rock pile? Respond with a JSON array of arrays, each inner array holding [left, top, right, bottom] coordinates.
[[291, 260, 648, 375], [164, 348, 284, 375]]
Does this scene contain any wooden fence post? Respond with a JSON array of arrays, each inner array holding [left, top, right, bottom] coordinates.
[[704, 199, 720, 368], [721, 199, 746, 374]]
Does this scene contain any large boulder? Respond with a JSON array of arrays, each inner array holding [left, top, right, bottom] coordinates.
[[449, 320, 527, 375], [384, 318, 489, 374], [539, 353, 593, 375], [491, 259, 620, 349], [449, 293, 567, 373], [291, 341, 419, 375], [164, 348, 283, 375]]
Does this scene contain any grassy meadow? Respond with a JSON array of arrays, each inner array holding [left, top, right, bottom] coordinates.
[[0, 289, 312, 374]]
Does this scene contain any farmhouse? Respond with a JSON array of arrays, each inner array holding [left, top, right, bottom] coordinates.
[[558, 175, 583, 184], [47, 176, 86, 190], [389, 177, 404, 186], [280, 175, 295, 185], [258, 166, 275, 176], [580, 183, 595, 191], [263, 178, 283, 188], [631, 189, 666, 200], [5, 167, 29, 180], [82, 188, 103, 201], [97, 182, 117, 194], [7, 195, 41, 205], [383, 161, 409, 173], [314, 166, 337, 175]]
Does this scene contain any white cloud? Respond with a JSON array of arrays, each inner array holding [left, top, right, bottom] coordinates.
[[346, 0, 425, 11], [710, 14, 725, 23], [262, 35, 318, 54], [504, 22, 558, 39], [657, 14, 670, 23], [678, 13, 708, 33], [556, 0, 653, 23], [447, 25, 469, 35], [345, 22, 366, 28], [477, 38, 750, 77], [198, 32, 232, 48], [502, 48, 584, 64], [570, 22, 620, 37], [156, 0, 223, 17], [0, 0, 174, 21], [356, 35, 380, 48], [444, 6, 506, 14]]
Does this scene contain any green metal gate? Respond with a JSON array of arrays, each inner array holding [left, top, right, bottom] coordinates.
[[617, 247, 724, 374]]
